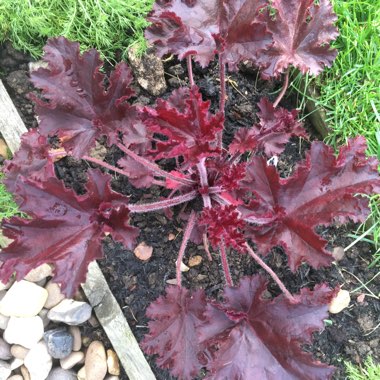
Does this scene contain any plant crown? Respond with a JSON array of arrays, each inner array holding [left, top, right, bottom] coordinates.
[[1, 0, 380, 379]]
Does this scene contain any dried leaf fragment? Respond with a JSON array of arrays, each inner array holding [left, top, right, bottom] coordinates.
[[134, 242, 153, 261], [188, 256, 202, 267], [329, 289, 350, 314], [0, 139, 9, 158]]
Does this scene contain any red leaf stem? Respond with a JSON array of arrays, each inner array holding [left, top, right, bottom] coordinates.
[[219, 239, 233, 287], [203, 233, 212, 261], [83, 156, 132, 177], [116, 142, 195, 186], [128, 190, 198, 213], [187, 56, 194, 87], [177, 211, 197, 287], [245, 243, 296, 303], [273, 68, 290, 108], [197, 158, 211, 207], [218, 54, 226, 148]]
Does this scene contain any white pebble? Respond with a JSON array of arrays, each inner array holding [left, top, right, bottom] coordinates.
[[60, 351, 85, 369], [48, 299, 91, 325], [0, 359, 11, 379], [0, 280, 48, 317], [24, 341, 52, 380], [4, 316, 44, 348], [24, 264, 53, 282]]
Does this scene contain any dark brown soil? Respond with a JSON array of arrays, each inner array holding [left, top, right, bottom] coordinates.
[[1, 40, 379, 380]]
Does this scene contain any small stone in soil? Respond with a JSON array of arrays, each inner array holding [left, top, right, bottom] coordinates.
[[329, 289, 351, 314], [44, 327, 74, 359], [47, 299, 92, 325]]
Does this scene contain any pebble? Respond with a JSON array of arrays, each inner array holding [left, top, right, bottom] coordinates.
[[0, 360, 11, 379], [60, 351, 84, 369], [46, 367, 76, 380], [85, 341, 107, 380], [4, 316, 44, 348], [47, 299, 92, 325], [21, 365, 31, 380], [106, 349, 120, 376], [7, 375, 23, 380], [24, 263, 53, 282], [0, 337, 11, 360], [0, 313, 9, 330], [329, 289, 351, 314], [0, 280, 48, 317], [69, 326, 81, 351], [77, 366, 86, 380], [44, 327, 73, 359], [24, 341, 52, 380], [39, 308, 51, 328], [0, 278, 13, 291], [11, 345, 29, 360], [44, 281, 65, 309], [10, 357, 23, 370]]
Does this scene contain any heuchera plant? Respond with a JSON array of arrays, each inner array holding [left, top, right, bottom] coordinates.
[[1, 0, 380, 379]]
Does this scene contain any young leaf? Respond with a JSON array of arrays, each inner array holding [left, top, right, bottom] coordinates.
[[30, 37, 138, 158], [3, 130, 56, 194], [143, 86, 223, 164], [230, 98, 307, 156], [141, 286, 207, 380], [257, 0, 339, 77], [240, 138, 380, 270], [199, 276, 337, 380], [199, 205, 246, 252], [0, 169, 138, 296], [146, 0, 271, 68]]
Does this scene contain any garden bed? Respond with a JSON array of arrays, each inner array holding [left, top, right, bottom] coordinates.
[[0, 40, 379, 380]]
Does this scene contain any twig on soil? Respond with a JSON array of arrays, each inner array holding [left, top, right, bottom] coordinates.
[[341, 268, 379, 300]]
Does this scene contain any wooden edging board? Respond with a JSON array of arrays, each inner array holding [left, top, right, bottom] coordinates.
[[0, 78, 156, 380]]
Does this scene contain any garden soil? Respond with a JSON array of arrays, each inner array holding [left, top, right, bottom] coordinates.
[[1, 41, 379, 380]]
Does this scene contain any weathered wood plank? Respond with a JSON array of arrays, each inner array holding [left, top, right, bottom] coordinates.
[[0, 79, 28, 154], [0, 79, 156, 380], [83, 262, 156, 380]]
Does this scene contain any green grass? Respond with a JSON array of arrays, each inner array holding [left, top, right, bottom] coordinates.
[[291, 0, 380, 263], [0, 0, 154, 62], [345, 357, 380, 380], [0, 172, 20, 221]]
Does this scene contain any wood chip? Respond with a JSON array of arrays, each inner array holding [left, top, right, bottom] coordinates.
[[0, 138, 9, 158], [133, 242, 153, 261], [176, 260, 189, 272], [188, 255, 203, 267], [166, 279, 177, 285]]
